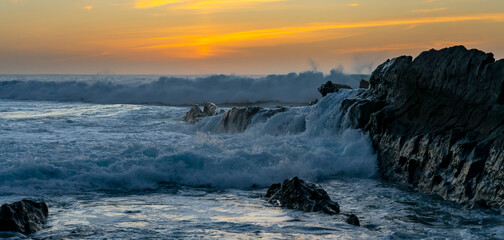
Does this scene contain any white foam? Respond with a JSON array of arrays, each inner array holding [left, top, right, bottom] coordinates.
[[0, 90, 376, 194], [0, 72, 362, 105]]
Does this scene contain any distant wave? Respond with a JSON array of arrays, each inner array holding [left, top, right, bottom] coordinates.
[[0, 72, 365, 105]]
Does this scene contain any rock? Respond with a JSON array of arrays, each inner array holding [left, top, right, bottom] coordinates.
[[318, 81, 352, 97], [218, 106, 261, 133], [266, 177, 340, 214], [341, 46, 504, 208], [182, 102, 222, 123], [346, 214, 360, 226], [308, 99, 319, 105], [203, 102, 219, 116], [0, 199, 49, 234], [359, 79, 370, 89]]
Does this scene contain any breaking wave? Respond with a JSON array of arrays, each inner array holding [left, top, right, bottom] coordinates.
[[0, 71, 365, 105], [0, 87, 376, 194]]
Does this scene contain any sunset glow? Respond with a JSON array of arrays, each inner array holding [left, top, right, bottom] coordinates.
[[1, 0, 503, 74]]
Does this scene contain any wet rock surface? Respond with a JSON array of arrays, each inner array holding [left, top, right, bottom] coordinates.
[[218, 106, 287, 133], [341, 46, 504, 208], [0, 200, 49, 234], [308, 99, 319, 105], [346, 214, 360, 226], [318, 81, 352, 97], [182, 102, 223, 123], [359, 79, 370, 89], [265, 177, 340, 214]]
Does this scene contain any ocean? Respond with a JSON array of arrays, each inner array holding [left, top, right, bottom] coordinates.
[[0, 75, 503, 239]]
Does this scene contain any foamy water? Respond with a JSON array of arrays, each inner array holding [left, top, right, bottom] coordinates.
[[0, 75, 503, 239]]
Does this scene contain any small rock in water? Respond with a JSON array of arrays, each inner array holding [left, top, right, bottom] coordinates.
[[265, 177, 340, 214], [308, 99, 319, 105], [317, 81, 352, 97], [182, 102, 222, 123], [0, 199, 49, 234], [346, 214, 360, 226]]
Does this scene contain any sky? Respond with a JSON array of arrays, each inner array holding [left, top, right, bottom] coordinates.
[[1, 0, 503, 74]]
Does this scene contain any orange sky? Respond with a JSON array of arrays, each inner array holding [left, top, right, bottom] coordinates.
[[1, 0, 503, 74]]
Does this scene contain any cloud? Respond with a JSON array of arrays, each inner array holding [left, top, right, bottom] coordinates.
[[332, 41, 482, 54], [412, 8, 446, 13], [84, 5, 93, 11], [134, 0, 285, 10], [140, 13, 504, 50], [135, 0, 183, 9]]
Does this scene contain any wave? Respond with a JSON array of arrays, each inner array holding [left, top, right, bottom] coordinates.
[[0, 90, 376, 194], [0, 72, 365, 105]]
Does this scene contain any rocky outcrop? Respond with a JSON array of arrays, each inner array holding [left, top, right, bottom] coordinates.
[[359, 80, 370, 89], [218, 106, 287, 133], [341, 46, 504, 208], [182, 102, 223, 123], [265, 177, 340, 214], [308, 99, 319, 105], [0, 200, 49, 234], [318, 81, 352, 97]]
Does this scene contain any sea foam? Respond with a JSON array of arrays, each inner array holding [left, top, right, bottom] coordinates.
[[0, 72, 363, 105], [0, 89, 376, 194]]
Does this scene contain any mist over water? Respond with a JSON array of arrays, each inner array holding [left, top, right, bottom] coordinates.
[[0, 89, 376, 195], [0, 72, 365, 105]]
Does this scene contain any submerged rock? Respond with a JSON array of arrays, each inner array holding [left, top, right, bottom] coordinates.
[[266, 177, 340, 214], [182, 102, 222, 123], [318, 81, 352, 97], [0, 199, 48, 234], [340, 46, 504, 208], [346, 214, 360, 226]]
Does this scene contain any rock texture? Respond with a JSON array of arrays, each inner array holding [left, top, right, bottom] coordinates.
[[0, 200, 49, 234], [182, 102, 222, 123], [346, 214, 360, 226], [318, 81, 352, 97], [218, 106, 287, 133], [265, 177, 340, 214], [341, 46, 504, 208], [359, 79, 370, 89]]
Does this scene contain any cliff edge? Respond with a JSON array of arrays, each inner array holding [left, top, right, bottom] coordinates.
[[343, 46, 504, 208]]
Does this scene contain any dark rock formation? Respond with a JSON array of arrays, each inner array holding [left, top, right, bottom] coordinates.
[[265, 177, 340, 214], [218, 106, 261, 133], [218, 106, 287, 133], [359, 79, 370, 89], [318, 81, 352, 97], [308, 99, 319, 105], [0, 200, 48, 234], [346, 214, 360, 226], [182, 102, 222, 123], [341, 46, 504, 208]]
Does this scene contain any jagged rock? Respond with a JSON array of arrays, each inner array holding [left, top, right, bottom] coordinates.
[[203, 102, 219, 116], [0, 200, 49, 234], [182, 102, 222, 123], [341, 46, 504, 208], [318, 81, 352, 97], [266, 177, 340, 214], [308, 99, 319, 105], [359, 79, 370, 89], [346, 214, 360, 226], [218, 106, 261, 133]]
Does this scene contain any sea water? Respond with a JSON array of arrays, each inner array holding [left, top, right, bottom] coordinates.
[[0, 75, 503, 239]]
